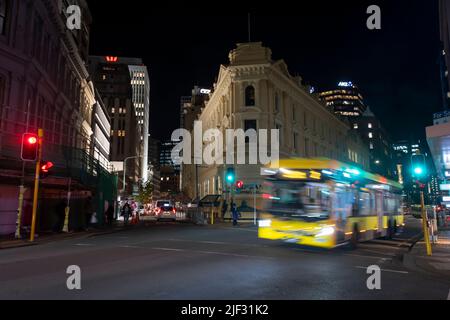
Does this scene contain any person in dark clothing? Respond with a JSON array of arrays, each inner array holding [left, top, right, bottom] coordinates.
[[231, 203, 240, 226], [221, 200, 228, 220], [84, 196, 94, 231], [54, 200, 66, 232], [121, 202, 131, 225], [106, 202, 115, 226]]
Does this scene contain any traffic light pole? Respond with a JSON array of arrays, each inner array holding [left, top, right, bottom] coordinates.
[[30, 129, 44, 242], [420, 191, 432, 256], [15, 100, 31, 239]]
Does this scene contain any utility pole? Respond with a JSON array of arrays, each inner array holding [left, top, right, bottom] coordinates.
[[15, 100, 31, 239], [30, 129, 44, 242], [420, 190, 432, 256]]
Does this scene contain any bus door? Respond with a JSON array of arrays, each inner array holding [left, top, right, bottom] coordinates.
[[376, 191, 384, 233], [332, 185, 352, 242]]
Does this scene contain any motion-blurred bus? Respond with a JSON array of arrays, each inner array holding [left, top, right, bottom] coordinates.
[[258, 158, 404, 249]]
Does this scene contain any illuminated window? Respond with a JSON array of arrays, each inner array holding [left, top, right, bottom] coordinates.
[[102, 75, 106, 80], [368, 123, 372, 129], [353, 123, 358, 129], [369, 132, 373, 139], [111, 108, 115, 114], [370, 142, 374, 150]]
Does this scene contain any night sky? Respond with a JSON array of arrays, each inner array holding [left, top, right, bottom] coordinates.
[[87, 1, 441, 142]]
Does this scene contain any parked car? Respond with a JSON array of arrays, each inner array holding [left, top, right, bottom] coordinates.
[[154, 200, 177, 221]]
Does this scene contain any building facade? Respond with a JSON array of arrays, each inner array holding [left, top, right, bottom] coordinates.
[[318, 82, 367, 117], [351, 107, 394, 178], [0, 0, 115, 235], [88, 55, 140, 195], [181, 42, 370, 203]]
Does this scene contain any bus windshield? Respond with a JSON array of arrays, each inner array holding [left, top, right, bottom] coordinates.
[[265, 180, 331, 221]]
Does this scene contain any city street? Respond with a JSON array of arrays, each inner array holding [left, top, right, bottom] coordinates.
[[1, 216, 449, 300]]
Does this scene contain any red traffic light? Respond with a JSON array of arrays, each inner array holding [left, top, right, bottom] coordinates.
[[21, 133, 39, 161], [27, 136, 37, 145], [236, 180, 244, 189], [41, 161, 54, 173]]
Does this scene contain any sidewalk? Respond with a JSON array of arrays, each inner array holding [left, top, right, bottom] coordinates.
[[403, 228, 450, 282], [0, 221, 140, 250]]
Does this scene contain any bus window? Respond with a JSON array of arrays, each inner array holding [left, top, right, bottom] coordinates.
[[358, 192, 372, 216], [266, 181, 330, 220]]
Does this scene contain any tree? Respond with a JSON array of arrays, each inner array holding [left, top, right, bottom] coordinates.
[[136, 181, 154, 204]]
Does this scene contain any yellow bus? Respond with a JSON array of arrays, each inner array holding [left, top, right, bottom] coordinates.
[[258, 158, 404, 249]]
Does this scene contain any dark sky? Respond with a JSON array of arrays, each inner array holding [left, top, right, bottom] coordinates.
[[87, 1, 442, 142]]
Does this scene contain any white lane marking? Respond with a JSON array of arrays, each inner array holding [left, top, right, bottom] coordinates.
[[118, 245, 142, 249], [355, 266, 409, 274], [152, 247, 185, 252], [345, 254, 393, 261], [166, 238, 270, 248], [150, 247, 273, 260], [74, 243, 94, 247]]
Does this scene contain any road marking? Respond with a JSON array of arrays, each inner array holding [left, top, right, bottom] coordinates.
[[355, 266, 408, 274], [152, 247, 185, 252], [74, 243, 94, 247], [345, 254, 393, 261], [118, 245, 142, 249], [150, 247, 273, 260]]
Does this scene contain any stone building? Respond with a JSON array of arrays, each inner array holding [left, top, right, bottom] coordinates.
[[181, 42, 370, 202], [0, 0, 115, 235]]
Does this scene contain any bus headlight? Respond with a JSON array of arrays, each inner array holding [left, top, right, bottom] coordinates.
[[316, 226, 335, 237], [258, 219, 272, 228]]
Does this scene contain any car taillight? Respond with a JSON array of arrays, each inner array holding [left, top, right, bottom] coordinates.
[[173, 208, 176, 214]]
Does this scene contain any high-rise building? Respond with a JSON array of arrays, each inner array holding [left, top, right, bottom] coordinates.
[[318, 82, 367, 117], [148, 136, 161, 199], [351, 107, 394, 178], [124, 60, 150, 184], [89, 56, 141, 195]]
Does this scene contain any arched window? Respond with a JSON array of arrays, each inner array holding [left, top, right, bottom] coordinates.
[[245, 86, 255, 106]]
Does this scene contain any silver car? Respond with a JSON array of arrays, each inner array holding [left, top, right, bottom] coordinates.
[[154, 200, 177, 221]]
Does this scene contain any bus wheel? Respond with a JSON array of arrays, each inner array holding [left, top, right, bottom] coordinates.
[[350, 224, 359, 249]]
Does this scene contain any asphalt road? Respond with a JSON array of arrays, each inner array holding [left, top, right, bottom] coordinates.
[[0, 216, 449, 300]]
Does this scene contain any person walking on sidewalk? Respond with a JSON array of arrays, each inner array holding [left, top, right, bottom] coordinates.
[[231, 203, 240, 226], [121, 202, 131, 225]]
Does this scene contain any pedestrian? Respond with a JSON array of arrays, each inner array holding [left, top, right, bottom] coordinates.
[[231, 203, 240, 226], [84, 196, 94, 231], [106, 202, 115, 226], [121, 202, 131, 225], [221, 200, 228, 220]]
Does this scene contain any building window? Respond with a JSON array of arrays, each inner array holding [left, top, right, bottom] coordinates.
[[0, 0, 8, 35], [276, 123, 283, 146], [370, 142, 374, 150], [369, 132, 373, 139], [244, 119, 257, 143], [353, 123, 358, 129], [275, 92, 280, 113], [368, 123, 372, 129], [245, 86, 255, 106]]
